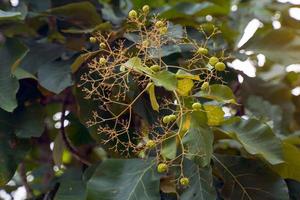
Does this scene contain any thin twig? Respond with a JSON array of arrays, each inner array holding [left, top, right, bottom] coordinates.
[[60, 95, 91, 166]]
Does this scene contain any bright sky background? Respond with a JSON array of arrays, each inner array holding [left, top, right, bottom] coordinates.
[[1, 0, 300, 200]]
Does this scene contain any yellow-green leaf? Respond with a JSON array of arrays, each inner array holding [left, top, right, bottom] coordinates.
[[147, 83, 159, 111], [204, 105, 224, 126], [271, 142, 300, 181], [177, 78, 194, 96]]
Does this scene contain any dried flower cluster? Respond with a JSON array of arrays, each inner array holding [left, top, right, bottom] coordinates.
[[79, 5, 229, 185]]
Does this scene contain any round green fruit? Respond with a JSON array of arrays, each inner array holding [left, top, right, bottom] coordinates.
[[142, 5, 150, 13], [89, 37, 97, 43], [99, 58, 107, 65], [155, 20, 164, 28], [99, 42, 106, 49], [128, 10, 138, 19], [157, 163, 168, 173], [215, 62, 226, 71], [197, 47, 208, 55], [192, 102, 202, 111], [168, 114, 176, 122], [180, 177, 189, 186], [209, 56, 219, 66], [159, 27, 168, 35], [163, 116, 171, 124], [146, 140, 156, 149], [201, 82, 209, 91]]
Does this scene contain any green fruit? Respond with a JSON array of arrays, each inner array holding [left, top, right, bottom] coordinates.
[[142, 5, 150, 13], [99, 42, 106, 49], [129, 10, 138, 19], [142, 40, 150, 47], [180, 177, 189, 186], [197, 47, 208, 55], [159, 27, 168, 35], [192, 102, 202, 111], [163, 116, 170, 124], [215, 62, 226, 71], [150, 64, 161, 72], [146, 140, 156, 149], [157, 163, 168, 173], [169, 114, 176, 122], [201, 82, 209, 91], [209, 56, 219, 66], [89, 37, 97, 43], [155, 20, 164, 28], [99, 58, 107, 65]]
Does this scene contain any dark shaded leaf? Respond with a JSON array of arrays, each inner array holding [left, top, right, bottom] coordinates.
[[214, 155, 289, 200], [221, 118, 284, 165], [86, 159, 160, 200], [181, 160, 216, 200]]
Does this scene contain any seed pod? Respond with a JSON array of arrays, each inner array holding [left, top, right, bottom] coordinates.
[[99, 58, 107, 65], [180, 177, 190, 186], [89, 37, 97, 43], [197, 47, 208, 55], [157, 163, 168, 173], [215, 62, 226, 71], [209, 56, 219, 66], [201, 82, 209, 91], [129, 10, 138, 19], [192, 102, 202, 111], [142, 5, 150, 13], [146, 140, 156, 149]]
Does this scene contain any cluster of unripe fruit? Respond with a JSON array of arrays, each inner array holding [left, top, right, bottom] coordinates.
[[157, 163, 190, 186], [128, 6, 168, 35], [196, 47, 226, 71]]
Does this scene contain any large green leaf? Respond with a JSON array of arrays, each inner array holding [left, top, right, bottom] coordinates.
[[183, 111, 213, 167], [271, 142, 300, 181], [0, 110, 30, 186], [214, 155, 289, 200], [15, 105, 45, 138], [19, 42, 64, 74], [37, 60, 73, 94], [181, 160, 216, 200], [242, 28, 300, 65], [151, 71, 178, 91], [246, 95, 284, 135], [46, 2, 102, 28], [0, 10, 22, 22], [194, 84, 236, 104], [221, 118, 284, 165], [86, 159, 160, 200], [0, 39, 27, 112], [55, 180, 87, 200]]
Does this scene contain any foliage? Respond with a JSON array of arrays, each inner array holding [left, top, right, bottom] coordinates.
[[0, 0, 300, 199]]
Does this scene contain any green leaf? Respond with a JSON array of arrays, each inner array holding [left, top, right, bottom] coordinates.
[[214, 155, 289, 200], [161, 135, 177, 160], [147, 83, 159, 111], [46, 2, 102, 28], [86, 159, 160, 200], [271, 142, 300, 181], [194, 84, 236, 103], [0, 10, 22, 22], [55, 180, 87, 200], [151, 71, 178, 91], [221, 118, 284, 165], [123, 57, 153, 75], [15, 105, 45, 138], [242, 28, 300, 65], [181, 160, 216, 200], [183, 111, 213, 167], [71, 51, 100, 73], [203, 105, 225, 126], [246, 95, 283, 135], [0, 110, 29, 186], [0, 39, 27, 112], [38, 60, 73, 94], [19, 42, 64, 74]]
